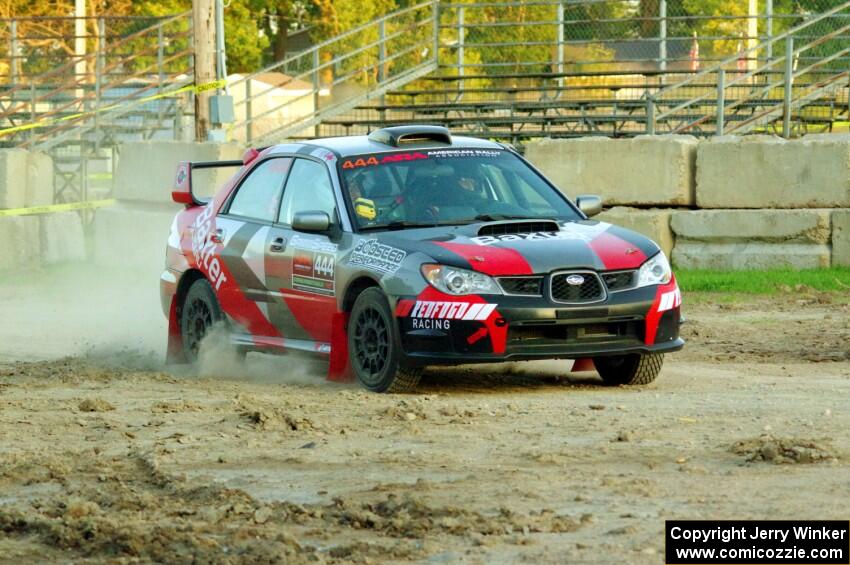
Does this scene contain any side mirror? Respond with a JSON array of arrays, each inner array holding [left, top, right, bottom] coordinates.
[[575, 194, 603, 218], [292, 210, 331, 233]]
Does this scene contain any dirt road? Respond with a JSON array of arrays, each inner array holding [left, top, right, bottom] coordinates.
[[0, 268, 848, 563]]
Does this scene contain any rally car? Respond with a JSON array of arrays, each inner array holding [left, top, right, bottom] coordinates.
[[161, 125, 683, 392]]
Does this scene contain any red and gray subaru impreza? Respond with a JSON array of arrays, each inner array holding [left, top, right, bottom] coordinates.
[[161, 126, 683, 392]]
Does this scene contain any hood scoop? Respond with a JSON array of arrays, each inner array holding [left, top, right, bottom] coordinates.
[[478, 220, 560, 237]]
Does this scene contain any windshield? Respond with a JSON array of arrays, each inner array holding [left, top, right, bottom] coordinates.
[[338, 148, 581, 230]]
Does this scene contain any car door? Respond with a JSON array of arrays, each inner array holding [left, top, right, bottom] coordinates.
[[264, 157, 340, 348], [215, 157, 292, 339]]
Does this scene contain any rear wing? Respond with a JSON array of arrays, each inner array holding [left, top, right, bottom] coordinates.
[[172, 159, 245, 206]]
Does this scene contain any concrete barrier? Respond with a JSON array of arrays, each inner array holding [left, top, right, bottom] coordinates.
[[113, 141, 243, 204], [525, 135, 697, 206], [26, 151, 54, 207], [673, 242, 831, 270], [671, 209, 832, 269], [696, 135, 850, 209], [0, 216, 41, 271], [40, 212, 86, 265], [596, 207, 674, 257], [93, 202, 180, 275], [0, 149, 54, 209], [833, 210, 850, 267]]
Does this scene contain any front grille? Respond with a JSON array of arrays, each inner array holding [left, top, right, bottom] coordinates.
[[478, 220, 560, 237], [498, 276, 543, 296], [550, 271, 605, 303], [601, 270, 637, 292]]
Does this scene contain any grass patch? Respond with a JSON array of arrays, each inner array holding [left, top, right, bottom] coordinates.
[[676, 268, 850, 294]]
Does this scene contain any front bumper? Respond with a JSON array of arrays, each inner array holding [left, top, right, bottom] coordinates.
[[393, 282, 683, 367]]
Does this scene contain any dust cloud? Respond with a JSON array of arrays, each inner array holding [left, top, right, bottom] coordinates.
[[195, 323, 329, 385], [0, 261, 328, 386]]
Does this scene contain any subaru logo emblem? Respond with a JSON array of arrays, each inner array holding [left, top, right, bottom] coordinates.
[[566, 274, 585, 286]]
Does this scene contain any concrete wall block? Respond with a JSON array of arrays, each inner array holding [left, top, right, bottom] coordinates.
[[696, 135, 850, 208], [40, 212, 86, 265], [832, 209, 850, 267], [94, 202, 180, 275], [525, 135, 697, 206], [25, 151, 54, 207], [0, 216, 41, 271], [672, 241, 831, 270], [596, 206, 674, 257], [671, 209, 832, 244], [0, 149, 29, 210], [113, 141, 243, 204]]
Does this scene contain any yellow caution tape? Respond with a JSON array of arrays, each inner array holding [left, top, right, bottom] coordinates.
[[0, 79, 227, 138], [0, 198, 116, 217]]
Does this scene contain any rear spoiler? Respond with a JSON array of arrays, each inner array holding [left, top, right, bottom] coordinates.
[[172, 160, 243, 206]]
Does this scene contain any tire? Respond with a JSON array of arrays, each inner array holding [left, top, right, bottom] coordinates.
[[348, 288, 421, 393], [593, 353, 664, 386], [180, 278, 225, 363]]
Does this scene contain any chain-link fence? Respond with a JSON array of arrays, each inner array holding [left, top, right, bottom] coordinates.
[[323, 0, 845, 143]]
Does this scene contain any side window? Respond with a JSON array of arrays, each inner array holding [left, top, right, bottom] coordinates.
[[227, 158, 291, 222], [278, 158, 336, 225]]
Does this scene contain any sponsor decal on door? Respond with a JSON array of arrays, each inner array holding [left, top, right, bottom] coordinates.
[[292, 250, 335, 296]]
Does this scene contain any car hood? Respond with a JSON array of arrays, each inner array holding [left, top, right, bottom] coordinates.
[[370, 219, 660, 276]]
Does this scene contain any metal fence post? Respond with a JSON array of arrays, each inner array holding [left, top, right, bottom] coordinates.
[[10, 19, 18, 88], [457, 7, 464, 76], [29, 82, 36, 142], [716, 69, 725, 135], [312, 49, 321, 137], [157, 22, 165, 90], [765, 0, 773, 63], [432, 0, 440, 64], [95, 17, 105, 153], [457, 6, 464, 100], [646, 95, 656, 134], [246, 76, 252, 144], [556, 2, 564, 88], [659, 0, 667, 73], [378, 18, 387, 108], [782, 37, 793, 138], [378, 19, 386, 84]]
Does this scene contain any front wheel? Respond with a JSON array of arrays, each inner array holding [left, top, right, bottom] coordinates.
[[593, 353, 664, 386], [348, 288, 420, 393]]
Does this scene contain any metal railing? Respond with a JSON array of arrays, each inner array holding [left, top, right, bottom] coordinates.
[[431, 0, 846, 76], [648, 0, 850, 137], [310, 0, 847, 143], [0, 13, 195, 202], [229, 0, 439, 145]]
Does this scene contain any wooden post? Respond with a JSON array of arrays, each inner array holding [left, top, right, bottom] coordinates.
[[193, 0, 216, 141]]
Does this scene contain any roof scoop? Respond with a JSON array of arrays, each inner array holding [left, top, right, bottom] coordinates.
[[368, 125, 452, 147], [477, 220, 560, 237]]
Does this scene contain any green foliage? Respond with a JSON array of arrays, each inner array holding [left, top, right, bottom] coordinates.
[[458, 1, 558, 74], [221, 1, 269, 72], [131, 0, 268, 73], [676, 268, 850, 294]]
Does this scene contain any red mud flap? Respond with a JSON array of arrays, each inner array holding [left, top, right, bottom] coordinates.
[[165, 297, 188, 364], [328, 312, 353, 382], [570, 358, 596, 372]]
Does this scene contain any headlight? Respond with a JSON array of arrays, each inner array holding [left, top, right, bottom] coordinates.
[[637, 252, 672, 287], [421, 264, 502, 295]]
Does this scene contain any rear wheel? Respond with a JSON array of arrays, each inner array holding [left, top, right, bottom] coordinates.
[[593, 353, 663, 386], [181, 278, 224, 363], [349, 288, 420, 393]]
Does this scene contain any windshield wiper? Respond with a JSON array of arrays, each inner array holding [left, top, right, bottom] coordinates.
[[359, 220, 440, 231], [473, 214, 553, 222]]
